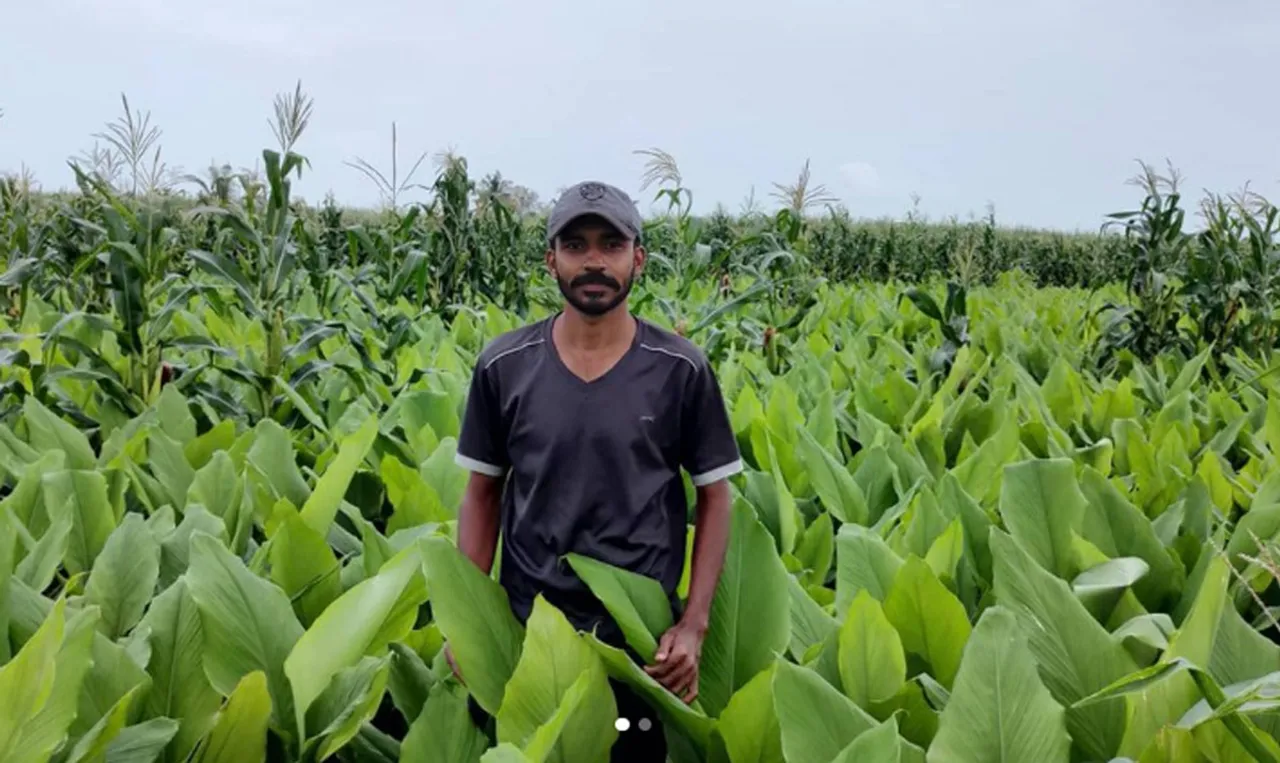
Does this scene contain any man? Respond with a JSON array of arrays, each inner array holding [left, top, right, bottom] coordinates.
[[446, 180, 742, 761]]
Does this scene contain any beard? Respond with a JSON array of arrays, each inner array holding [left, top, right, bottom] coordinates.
[[556, 263, 635, 317]]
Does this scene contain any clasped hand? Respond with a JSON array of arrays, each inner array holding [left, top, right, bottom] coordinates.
[[643, 619, 705, 704], [443, 618, 706, 706]]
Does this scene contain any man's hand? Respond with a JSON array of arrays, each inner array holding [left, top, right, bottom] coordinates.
[[643, 619, 706, 704]]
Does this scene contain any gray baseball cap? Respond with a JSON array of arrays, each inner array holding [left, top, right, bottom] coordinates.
[[546, 181, 643, 243]]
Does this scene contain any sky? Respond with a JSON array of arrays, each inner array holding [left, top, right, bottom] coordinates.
[[1, 0, 1277, 232]]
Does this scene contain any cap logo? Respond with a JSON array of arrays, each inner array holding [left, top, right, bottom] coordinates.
[[579, 182, 607, 201]]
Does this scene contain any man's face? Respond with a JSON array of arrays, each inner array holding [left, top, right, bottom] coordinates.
[[547, 215, 645, 317]]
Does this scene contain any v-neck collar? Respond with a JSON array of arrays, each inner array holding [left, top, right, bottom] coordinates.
[[544, 311, 644, 388]]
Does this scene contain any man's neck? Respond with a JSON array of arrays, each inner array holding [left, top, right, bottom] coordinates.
[[555, 304, 636, 352]]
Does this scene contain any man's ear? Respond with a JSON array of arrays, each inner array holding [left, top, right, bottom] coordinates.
[[633, 244, 646, 276], [545, 247, 556, 276]]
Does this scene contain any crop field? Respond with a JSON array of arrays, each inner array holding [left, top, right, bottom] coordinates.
[[4, 99, 1280, 762]]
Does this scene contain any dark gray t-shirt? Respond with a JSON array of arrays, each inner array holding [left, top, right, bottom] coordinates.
[[454, 313, 743, 639]]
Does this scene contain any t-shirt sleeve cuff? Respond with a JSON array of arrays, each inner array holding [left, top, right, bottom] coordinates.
[[689, 459, 744, 486], [455, 452, 507, 477]]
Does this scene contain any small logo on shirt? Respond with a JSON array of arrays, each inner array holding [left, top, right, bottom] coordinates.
[[640, 415, 655, 423]]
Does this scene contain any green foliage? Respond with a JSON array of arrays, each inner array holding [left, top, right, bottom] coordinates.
[[1, 269, 1280, 759], [3, 109, 1280, 760]]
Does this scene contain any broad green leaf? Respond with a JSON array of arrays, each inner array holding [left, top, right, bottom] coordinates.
[[564, 552, 673, 663], [23, 395, 95, 470], [84, 513, 161, 639], [137, 579, 221, 763], [158, 506, 226, 588], [245, 420, 310, 508], [936, 473, 993, 584], [518, 670, 596, 763], [43, 468, 117, 576], [1207, 595, 1280, 688], [0, 422, 40, 477], [835, 524, 903, 617], [382, 455, 450, 533], [1114, 614, 1176, 664], [1135, 726, 1200, 762], [100, 718, 180, 763], [14, 514, 71, 593], [582, 633, 714, 750], [480, 744, 530, 763], [923, 519, 965, 585], [793, 511, 834, 588], [1116, 556, 1236, 758], [950, 416, 1020, 506], [771, 659, 878, 763], [897, 486, 950, 560], [1196, 451, 1235, 514], [267, 504, 342, 625], [1, 600, 99, 762], [301, 656, 391, 760], [400, 682, 489, 763], [285, 544, 425, 736], [74, 620, 150, 740], [186, 451, 241, 523], [0, 597, 70, 762], [883, 556, 970, 689], [713, 662, 783, 763], [420, 536, 524, 716], [1072, 556, 1150, 620], [838, 589, 906, 710], [1078, 466, 1184, 610], [148, 431, 195, 511], [832, 716, 904, 763], [699, 499, 792, 718], [184, 419, 237, 472], [387, 642, 435, 724], [192, 671, 272, 763], [1076, 657, 1280, 763], [926, 606, 1071, 763], [398, 388, 460, 447], [299, 414, 379, 535], [990, 529, 1136, 760], [794, 428, 868, 524], [852, 445, 900, 523], [997, 458, 1085, 580], [1, 450, 66, 540], [184, 532, 303, 731], [1041, 357, 1084, 429], [420, 437, 467, 513], [155, 384, 197, 444], [65, 682, 147, 763], [739, 438, 799, 556], [786, 576, 837, 663], [495, 596, 618, 763]]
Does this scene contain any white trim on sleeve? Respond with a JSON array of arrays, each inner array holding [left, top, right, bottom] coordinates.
[[690, 459, 744, 486], [455, 452, 507, 477]]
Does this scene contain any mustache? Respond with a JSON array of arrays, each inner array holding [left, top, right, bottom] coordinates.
[[570, 271, 621, 289]]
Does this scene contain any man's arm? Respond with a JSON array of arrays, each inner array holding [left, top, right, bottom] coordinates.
[[645, 354, 742, 704], [645, 480, 732, 703], [678, 480, 732, 634], [456, 471, 504, 574], [446, 355, 509, 684]]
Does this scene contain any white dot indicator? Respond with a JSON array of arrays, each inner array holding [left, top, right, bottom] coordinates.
[[615, 717, 630, 732]]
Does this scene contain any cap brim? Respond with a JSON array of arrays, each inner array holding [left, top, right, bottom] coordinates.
[[547, 211, 640, 244]]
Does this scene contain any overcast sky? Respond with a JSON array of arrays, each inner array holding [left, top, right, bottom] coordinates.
[[2, 0, 1277, 231]]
